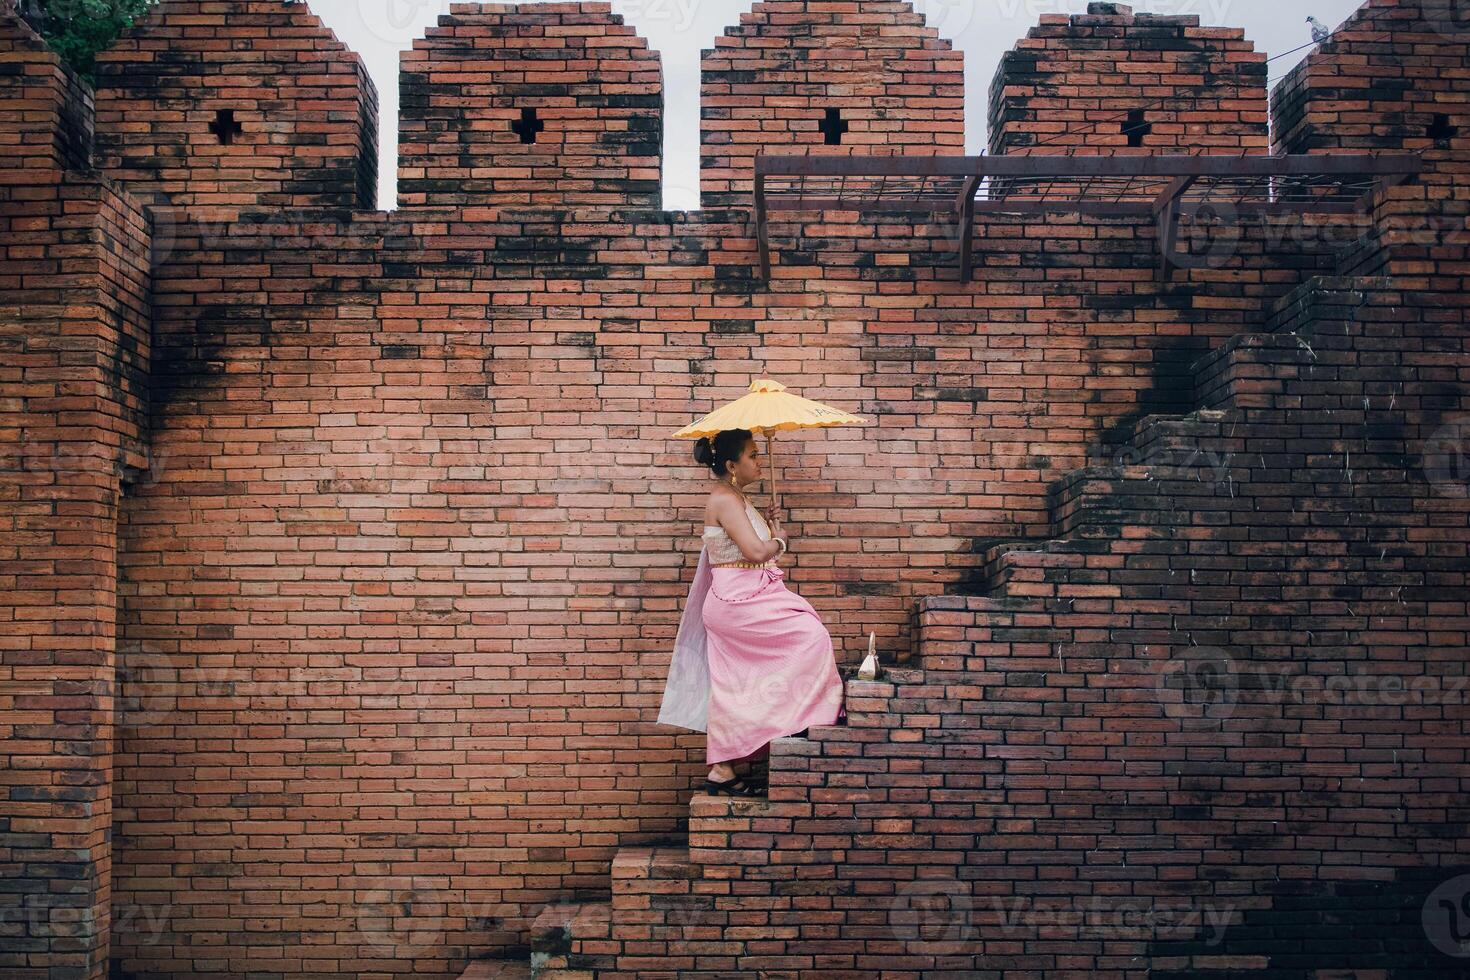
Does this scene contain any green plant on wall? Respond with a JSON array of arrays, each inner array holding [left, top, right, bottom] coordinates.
[[19, 0, 157, 81]]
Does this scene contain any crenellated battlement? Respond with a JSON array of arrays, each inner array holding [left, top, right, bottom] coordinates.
[[1271, 0, 1469, 168], [91, 0, 378, 213], [0, 8, 92, 171], [988, 0, 1268, 156], [399, 2, 663, 208], [700, 0, 965, 207]]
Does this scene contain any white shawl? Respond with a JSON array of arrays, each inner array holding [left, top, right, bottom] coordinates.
[[657, 545, 713, 732]]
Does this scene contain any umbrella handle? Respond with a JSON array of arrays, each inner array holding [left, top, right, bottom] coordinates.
[[765, 431, 781, 516]]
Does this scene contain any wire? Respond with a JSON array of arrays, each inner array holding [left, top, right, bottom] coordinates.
[[1015, 13, 1399, 152]]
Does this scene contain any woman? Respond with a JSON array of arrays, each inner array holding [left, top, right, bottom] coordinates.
[[657, 428, 846, 798]]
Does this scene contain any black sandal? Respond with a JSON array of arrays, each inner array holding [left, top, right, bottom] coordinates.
[[704, 774, 765, 797]]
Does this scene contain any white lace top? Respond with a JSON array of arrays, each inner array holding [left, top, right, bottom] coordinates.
[[703, 500, 774, 565]]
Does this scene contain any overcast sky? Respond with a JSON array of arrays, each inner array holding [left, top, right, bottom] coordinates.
[[309, 0, 1368, 210]]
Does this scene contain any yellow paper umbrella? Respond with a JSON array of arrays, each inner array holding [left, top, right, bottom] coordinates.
[[672, 378, 871, 509]]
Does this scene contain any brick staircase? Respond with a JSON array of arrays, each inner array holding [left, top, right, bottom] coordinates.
[[451, 265, 1449, 976]]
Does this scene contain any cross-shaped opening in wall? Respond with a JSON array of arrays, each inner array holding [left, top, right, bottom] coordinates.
[[819, 108, 849, 146], [1123, 109, 1152, 147], [209, 109, 242, 145], [1428, 113, 1458, 142], [512, 107, 545, 144]]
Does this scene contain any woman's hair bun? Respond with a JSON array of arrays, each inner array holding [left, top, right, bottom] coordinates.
[[693, 428, 754, 476]]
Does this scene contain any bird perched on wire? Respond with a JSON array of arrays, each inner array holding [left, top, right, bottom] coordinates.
[[1307, 16, 1331, 43]]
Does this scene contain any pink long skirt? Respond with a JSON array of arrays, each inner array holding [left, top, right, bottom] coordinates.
[[701, 564, 845, 765]]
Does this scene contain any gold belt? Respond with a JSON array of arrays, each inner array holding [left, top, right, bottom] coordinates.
[[712, 559, 777, 570]]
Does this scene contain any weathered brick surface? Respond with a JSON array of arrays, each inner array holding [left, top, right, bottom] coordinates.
[[93, 0, 378, 215], [399, 3, 662, 208], [98, 191, 1354, 974], [988, 1, 1268, 157], [1271, 0, 1470, 286], [0, 9, 92, 171], [598, 272, 1469, 976], [701, 0, 964, 206], [0, 81, 150, 977], [1272, 0, 1469, 162]]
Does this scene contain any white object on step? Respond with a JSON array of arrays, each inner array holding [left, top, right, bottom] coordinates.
[[857, 631, 880, 680]]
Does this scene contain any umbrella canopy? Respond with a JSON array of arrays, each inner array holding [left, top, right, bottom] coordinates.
[[672, 378, 871, 512], [672, 378, 870, 439]]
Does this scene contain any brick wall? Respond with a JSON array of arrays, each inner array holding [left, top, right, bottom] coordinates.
[[398, 3, 662, 209], [102, 194, 1349, 975], [701, 0, 964, 207], [92, 0, 378, 216], [636, 268, 1469, 977], [1270, 0, 1469, 282], [988, 1, 1268, 156], [1272, 0, 1469, 163], [0, 48, 150, 973], [0, 10, 92, 171], [591, 2, 1470, 974]]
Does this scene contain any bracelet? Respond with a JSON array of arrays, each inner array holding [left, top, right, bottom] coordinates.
[[774, 537, 788, 556]]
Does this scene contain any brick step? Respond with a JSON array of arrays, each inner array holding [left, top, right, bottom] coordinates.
[[1046, 405, 1264, 549], [961, 275, 1396, 600], [1128, 410, 1244, 467], [599, 971, 766, 980], [689, 796, 815, 825], [611, 844, 700, 906], [916, 594, 1072, 673], [1095, 408, 1225, 454], [1192, 331, 1325, 411], [977, 535, 1120, 595], [916, 589, 1048, 614], [529, 900, 613, 979], [912, 592, 1058, 673], [966, 407, 1250, 595], [1047, 463, 1248, 540], [1193, 275, 1397, 411], [610, 845, 728, 974], [458, 959, 533, 980], [1265, 275, 1391, 335], [1334, 228, 1387, 277], [1332, 182, 1466, 280], [842, 673, 922, 727], [686, 794, 811, 881]]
